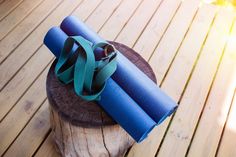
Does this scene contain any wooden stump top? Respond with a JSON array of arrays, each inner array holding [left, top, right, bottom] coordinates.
[[46, 41, 157, 127]]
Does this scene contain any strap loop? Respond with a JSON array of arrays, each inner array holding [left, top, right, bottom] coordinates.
[[55, 36, 117, 101]]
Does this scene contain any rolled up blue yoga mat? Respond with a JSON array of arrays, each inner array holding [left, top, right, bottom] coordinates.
[[60, 16, 177, 124], [44, 27, 156, 142]]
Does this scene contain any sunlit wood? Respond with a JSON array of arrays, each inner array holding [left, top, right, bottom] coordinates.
[[203, 0, 236, 7]]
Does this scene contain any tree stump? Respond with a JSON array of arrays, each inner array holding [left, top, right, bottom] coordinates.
[[46, 41, 157, 157]]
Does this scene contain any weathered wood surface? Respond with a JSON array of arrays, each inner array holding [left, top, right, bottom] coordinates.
[[0, 0, 236, 157], [46, 42, 156, 157], [50, 107, 133, 157]]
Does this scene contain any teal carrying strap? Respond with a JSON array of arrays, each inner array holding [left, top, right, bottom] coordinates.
[[55, 36, 117, 101]]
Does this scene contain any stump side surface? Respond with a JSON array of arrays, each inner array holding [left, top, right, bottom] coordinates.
[[46, 41, 157, 127]]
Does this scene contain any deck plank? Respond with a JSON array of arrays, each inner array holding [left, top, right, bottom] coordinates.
[[188, 19, 236, 157], [217, 91, 236, 157], [0, 0, 45, 40], [156, 8, 235, 157], [0, 0, 63, 63], [0, 0, 23, 20]]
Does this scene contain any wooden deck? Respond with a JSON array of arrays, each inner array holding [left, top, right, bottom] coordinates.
[[0, 0, 236, 156]]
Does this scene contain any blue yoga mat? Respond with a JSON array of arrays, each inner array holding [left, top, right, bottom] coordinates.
[[44, 27, 156, 142], [60, 16, 178, 124]]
